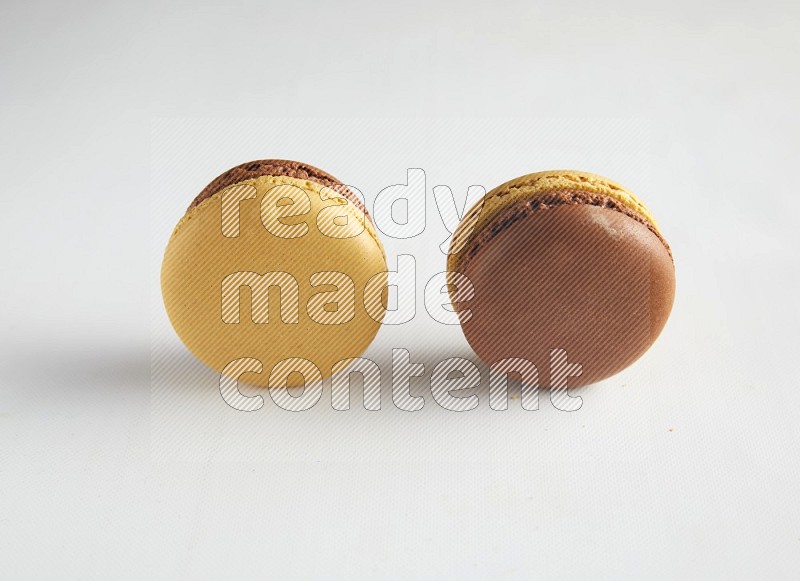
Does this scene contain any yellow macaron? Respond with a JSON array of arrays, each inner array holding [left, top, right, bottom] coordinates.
[[161, 160, 388, 387]]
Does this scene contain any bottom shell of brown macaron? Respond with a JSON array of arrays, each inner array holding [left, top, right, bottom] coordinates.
[[188, 158, 368, 217], [454, 193, 675, 388]]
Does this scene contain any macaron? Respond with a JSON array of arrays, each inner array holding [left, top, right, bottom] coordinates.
[[161, 160, 388, 387], [447, 170, 675, 388]]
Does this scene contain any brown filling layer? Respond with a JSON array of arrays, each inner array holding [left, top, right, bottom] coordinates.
[[187, 159, 369, 220], [461, 190, 672, 270]]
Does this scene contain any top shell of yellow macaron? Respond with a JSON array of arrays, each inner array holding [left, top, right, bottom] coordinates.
[[161, 174, 388, 387], [447, 170, 661, 274]]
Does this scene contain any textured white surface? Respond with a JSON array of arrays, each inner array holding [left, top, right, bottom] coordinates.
[[2, 1, 799, 579]]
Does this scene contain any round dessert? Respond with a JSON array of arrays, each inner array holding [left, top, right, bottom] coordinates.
[[161, 160, 388, 387], [447, 170, 675, 388]]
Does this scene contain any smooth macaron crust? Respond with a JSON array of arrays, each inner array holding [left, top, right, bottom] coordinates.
[[162, 160, 387, 388], [448, 170, 675, 388]]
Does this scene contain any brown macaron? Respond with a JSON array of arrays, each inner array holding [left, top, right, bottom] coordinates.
[[447, 170, 675, 388]]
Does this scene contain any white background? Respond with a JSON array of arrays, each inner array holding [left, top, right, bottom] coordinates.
[[2, 1, 800, 579]]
